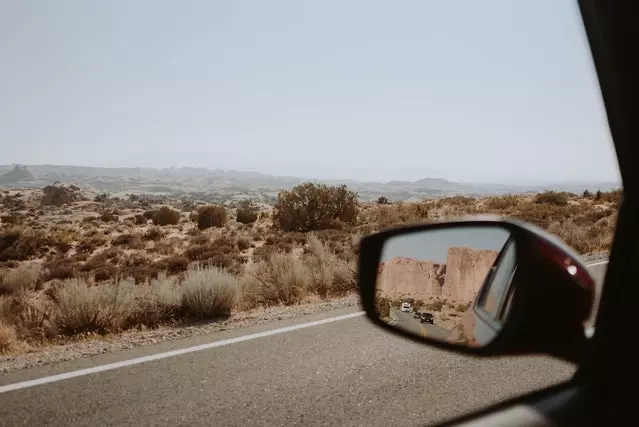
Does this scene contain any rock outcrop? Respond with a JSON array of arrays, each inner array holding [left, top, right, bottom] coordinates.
[[441, 247, 498, 303], [377, 257, 445, 300], [41, 181, 82, 206], [377, 246, 498, 304]]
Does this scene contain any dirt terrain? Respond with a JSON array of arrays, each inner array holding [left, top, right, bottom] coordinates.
[[0, 180, 620, 366]]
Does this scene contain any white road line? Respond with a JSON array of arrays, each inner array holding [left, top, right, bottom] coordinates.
[[0, 311, 366, 394]]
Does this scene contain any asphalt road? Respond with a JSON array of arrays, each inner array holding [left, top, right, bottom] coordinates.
[[391, 308, 451, 340], [0, 262, 608, 426]]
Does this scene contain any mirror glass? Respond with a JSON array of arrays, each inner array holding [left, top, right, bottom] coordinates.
[[375, 225, 518, 348]]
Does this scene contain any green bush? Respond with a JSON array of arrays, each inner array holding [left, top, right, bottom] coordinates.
[[273, 182, 358, 232], [533, 191, 569, 206], [152, 206, 181, 226], [236, 203, 258, 224], [194, 205, 227, 230]]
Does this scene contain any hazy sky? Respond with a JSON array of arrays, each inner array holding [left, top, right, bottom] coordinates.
[[381, 226, 511, 263], [0, 0, 620, 183]]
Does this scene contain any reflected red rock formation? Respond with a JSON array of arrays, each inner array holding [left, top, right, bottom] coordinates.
[[377, 257, 445, 300], [442, 247, 498, 303], [378, 246, 498, 304]]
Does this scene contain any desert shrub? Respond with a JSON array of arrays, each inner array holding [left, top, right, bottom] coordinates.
[[534, 191, 569, 206], [242, 235, 354, 307], [152, 206, 181, 226], [158, 256, 190, 274], [111, 233, 145, 249], [253, 239, 294, 262], [9, 297, 58, 342], [133, 214, 147, 225], [0, 227, 48, 261], [93, 265, 118, 282], [194, 205, 227, 230], [377, 196, 389, 205], [237, 238, 251, 251], [424, 301, 445, 311], [376, 294, 391, 318], [304, 234, 357, 297], [0, 263, 42, 295], [485, 195, 520, 210], [273, 183, 359, 232], [241, 253, 310, 307], [143, 226, 164, 241], [596, 188, 622, 204], [0, 319, 17, 354], [94, 192, 110, 203], [1, 214, 24, 225], [181, 266, 238, 319], [183, 236, 244, 274], [236, 203, 258, 224], [43, 258, 77, 281], [55, 278, 136, 335], [100, 211, 118, 222], [127, 274, 180, 328]]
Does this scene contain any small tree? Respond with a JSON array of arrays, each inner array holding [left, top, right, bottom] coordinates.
[[152, 206, 181, 226], [236, 202, 258, 224], [582, 189, 592, 198], [377, 196, 389, 205], [195, 205, 227, 230], [273, 182, 358, 232]]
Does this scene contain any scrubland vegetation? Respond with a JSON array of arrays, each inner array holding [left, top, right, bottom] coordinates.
[[0, 183, 620, 353]]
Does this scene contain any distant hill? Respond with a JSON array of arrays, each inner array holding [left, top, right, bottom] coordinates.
[[0, 165, 36, 183], [0, 164, 621, 202]]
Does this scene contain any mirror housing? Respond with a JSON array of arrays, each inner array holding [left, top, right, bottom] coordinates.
[[358, 216, 595, 364]]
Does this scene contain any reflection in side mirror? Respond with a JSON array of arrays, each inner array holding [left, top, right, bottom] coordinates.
[[375, 225, 516, 348], [359, 218, 597, 363]]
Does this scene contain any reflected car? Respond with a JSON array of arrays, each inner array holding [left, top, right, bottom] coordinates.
[[420, 313, 434, 324]]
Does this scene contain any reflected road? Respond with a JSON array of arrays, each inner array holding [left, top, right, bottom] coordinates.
[[390, 308, 451, 341]]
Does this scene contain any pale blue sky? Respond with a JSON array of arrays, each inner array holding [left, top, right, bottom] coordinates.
[[0, 0, 620, 183], [381, 226, 511, 263]]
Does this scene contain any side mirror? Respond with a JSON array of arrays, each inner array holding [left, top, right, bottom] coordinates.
[[358, 216, 596, 364]]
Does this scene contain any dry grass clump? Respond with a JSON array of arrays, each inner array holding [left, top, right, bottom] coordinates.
[[181, 265, 238, 319], [55, 278, 137, 335], [240, 235, 355, 309], [127, 274, 181, 328], [0, 263, 42, 295], [111, 232, 145, 249], [0, 264, 240, 344], [0, 319, 18, 353]]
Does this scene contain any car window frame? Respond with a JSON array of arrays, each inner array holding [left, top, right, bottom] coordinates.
[[436, 1, 638, 424]]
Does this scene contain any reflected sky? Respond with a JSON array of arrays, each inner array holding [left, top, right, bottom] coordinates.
[[381, 226, 511, 263]]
